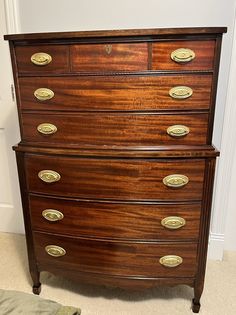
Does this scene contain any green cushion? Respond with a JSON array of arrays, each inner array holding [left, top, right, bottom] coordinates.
[[0, 289, 81, 315]]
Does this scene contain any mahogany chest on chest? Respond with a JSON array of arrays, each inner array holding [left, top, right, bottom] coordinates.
[[5, 27, 226, 313]]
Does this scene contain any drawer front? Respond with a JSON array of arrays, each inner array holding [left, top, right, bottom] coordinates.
[[30, 195, 201, 240], [34, 232, 197, 277], [71, 43, 148, 72], [152, 40, 215, 70], [18, 75, 212, 111], [25, 155, 205, 201], [15, 45, 70, 74], [22, 113, 209, 147]]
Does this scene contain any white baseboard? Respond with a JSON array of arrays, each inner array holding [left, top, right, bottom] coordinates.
[[208, 232, 225, 260], [0, 204, 24, 234]]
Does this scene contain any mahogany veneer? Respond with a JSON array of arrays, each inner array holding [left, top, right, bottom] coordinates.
[[18, 75, 212, 111], [5, 27, 226, 313]]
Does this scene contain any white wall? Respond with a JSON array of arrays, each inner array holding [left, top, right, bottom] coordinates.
[[225, 152, 236, 250], [0, 0, 23, 234], [222, 17, 236, 250], [4, 0, 236, 253]]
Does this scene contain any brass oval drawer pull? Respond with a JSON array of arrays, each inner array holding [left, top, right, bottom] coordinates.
[[45, 245, 66, 257], [171, 48, 195, 63], [167, 125, 190, 137], [37, 123, 57, 135], [159, 255, 183, 268], [34, 88, 54, 101], [163, 174, 189, 188], [38, 170, 61, 183], [161, 216, 186, 230], [42, 209, 64, 222], [31, 52, 52, 66], [169, 86, 193, 99]]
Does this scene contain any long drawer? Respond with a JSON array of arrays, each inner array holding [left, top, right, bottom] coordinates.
[[18, 75, 212, 111], [25, 155, 205, 201], [34, 232, 198, 277], [21, 112, 209, 147], [30, 195, 201, 240]]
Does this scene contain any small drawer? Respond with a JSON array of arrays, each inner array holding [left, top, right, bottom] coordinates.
[[21, 112, 209, 147], [18, 74, 212, 111], [34, 232, 197, 278], [71, 43, 148, 72], [30, 195, 201, 240], [152, 40, 215, 71], [15, 45, 70, 74], [25, 155, 205, 201]]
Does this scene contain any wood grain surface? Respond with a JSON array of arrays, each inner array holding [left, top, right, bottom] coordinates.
[[4, 27, 227, 41], [30, 195, 201, 240], [15, 45, 70, 74], [152, 40, 215, 70], [21, 112, 209, 147], [71, 43, 148, 72], [34, 231, 198, 277], [25, 155, 205, 201], [18, 75, 212, 111]]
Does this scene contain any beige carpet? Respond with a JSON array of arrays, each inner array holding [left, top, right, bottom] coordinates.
[[0, 232, 235, 315]]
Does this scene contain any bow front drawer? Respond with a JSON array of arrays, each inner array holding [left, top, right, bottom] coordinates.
[[30, 195, 201, 241], [25, 154, 205, 201], [34, 232, 198, 278], [15, 45, 70, 74]]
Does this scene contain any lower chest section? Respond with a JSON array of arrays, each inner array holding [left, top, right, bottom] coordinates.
[[22, 153, 212, 281]]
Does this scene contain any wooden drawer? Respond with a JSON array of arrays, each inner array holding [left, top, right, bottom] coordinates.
[[71, 43, 148, 72], [152, 40, 215, 71], [34, 232, 198, 278], [30, 195, 201, 240], [21, 112, 209, 147], [15, 45, 70, 74], [18, 74, 212, 111], [25, 155, 205, 201]]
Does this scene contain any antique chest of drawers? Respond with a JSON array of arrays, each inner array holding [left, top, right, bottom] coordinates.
[[5, 27, 226, 312]]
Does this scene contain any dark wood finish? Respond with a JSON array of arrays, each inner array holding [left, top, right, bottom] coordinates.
[[38, 265, 195, 289], [30, 195, 201, 240], [152, 40, 215, 71], [18, 75, 212, 111], [5, 27, 226, 312], [15, 151, 41, 293], [14, 144, 220, 158], [21, 112, 209, 147], [4, 27, 227, 41], [25, 155, 205, 201], [34, 232, 198, 278], [71, 43, 148, 72], [207, 35, 224, 142], [192, 299, 201, 313], [193, 158, 216, 311], [15, 45, 70, 74]]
